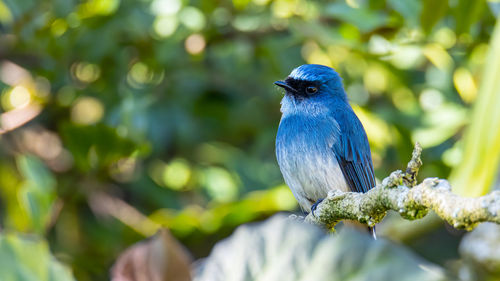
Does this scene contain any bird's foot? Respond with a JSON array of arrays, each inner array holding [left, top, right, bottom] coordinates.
[[311, 198, 324, 217]]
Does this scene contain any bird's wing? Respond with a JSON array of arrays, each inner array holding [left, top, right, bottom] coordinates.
[[331, 108, 375, 193]]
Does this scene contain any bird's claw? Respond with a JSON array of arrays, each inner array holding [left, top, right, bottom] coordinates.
[[311, 198, 324, 217]]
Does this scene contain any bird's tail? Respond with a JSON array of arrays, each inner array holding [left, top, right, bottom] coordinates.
[[368, 226, 377, 240]]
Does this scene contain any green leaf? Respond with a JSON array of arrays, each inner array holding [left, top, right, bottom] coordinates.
[[2, 0, 36, 18], [421, 0, 448, 33], [16, 156, 57, 234], [195, 215, 448, 281], [412, 103, 467, 148], [60, 123, 138, 172], [387, 0, 421, 27], [17, 155, 56, 193], [450, 18, 500, 196], [454, 0, 487, 34], [324, 3, 388, 33], [0, 233, 76, 281], [490, 0, 500, 17]]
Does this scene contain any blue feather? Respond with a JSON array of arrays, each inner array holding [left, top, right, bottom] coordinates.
[[331, 103, 375, 193], [275, 64, 375, 212]]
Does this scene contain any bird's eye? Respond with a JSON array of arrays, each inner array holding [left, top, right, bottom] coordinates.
[[305, 86, 318, 94]]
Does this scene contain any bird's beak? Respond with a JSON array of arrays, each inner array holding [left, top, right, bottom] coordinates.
[[274, 80, 297, 94]]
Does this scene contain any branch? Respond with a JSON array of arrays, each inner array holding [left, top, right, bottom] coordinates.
[[304, 143, 500, 230]]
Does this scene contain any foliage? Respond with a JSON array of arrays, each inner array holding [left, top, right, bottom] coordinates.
[[196, 215, 448, 281], [0, 233, 75, 281], [0, 0, 499, 280], [450, 19, 500, 197]]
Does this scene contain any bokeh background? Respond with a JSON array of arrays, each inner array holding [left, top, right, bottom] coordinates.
[[1, 0, 500, 280]]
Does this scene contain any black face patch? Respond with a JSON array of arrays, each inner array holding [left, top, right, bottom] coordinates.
[[284, 77, 320, 97]]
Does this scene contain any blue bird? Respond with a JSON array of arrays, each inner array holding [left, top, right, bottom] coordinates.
[[275, 64, 376, 238]]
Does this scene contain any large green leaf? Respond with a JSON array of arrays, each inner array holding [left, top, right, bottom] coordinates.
[[450, 18, 500, 197], [0, 233, 75, 281], [194, 215, 448, 281]]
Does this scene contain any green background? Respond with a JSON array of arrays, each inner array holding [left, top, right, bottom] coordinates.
[[0, 0, 499, 280]]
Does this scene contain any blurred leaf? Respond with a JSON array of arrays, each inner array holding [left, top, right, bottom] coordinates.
[[324, 3, 388, 33], [450, 18, 500, 196], [111, 229, 192, 281], [2, 0, 36, 18], [0, 233, 75, 281], [194, 215, 448, 281], [490, 0, 500, 17], [16, 155, 56, 233], [60, 123, 138, 172], [201, 166, 239, 203], [459, 223, 500, 279], [81, 0, 121, 17], [0, 0, 13, 24], [421, 0, 448, 33], [149, 185, 297, 238], [454, 0, 487, 34], [17, 155, 56, 192], [387, 0, 421, 27], [412, 104, 467, 148]]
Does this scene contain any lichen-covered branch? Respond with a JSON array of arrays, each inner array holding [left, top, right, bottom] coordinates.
[[305, 143, 500, 231]]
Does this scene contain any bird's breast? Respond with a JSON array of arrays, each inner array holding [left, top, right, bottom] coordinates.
[[276, 114, 349, 210]]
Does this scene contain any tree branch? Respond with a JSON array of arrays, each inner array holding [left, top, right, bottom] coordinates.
[[304, 143, 500, 230]]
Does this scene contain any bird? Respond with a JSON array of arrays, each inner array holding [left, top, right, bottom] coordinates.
[[274, 64, 376, 238]]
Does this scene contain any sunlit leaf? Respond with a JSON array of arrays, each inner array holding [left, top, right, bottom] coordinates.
[[0, 0, 13, 24], [450, 19, 500, 196], [16, 156, 57, 233], [0, 233, 75, 281], [412, 104, 467, 148]]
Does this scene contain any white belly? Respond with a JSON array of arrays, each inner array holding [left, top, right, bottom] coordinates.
[[276, 126, 349, 211]]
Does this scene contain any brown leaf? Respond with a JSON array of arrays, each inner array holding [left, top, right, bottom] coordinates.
[[111, 229, 192, 281]]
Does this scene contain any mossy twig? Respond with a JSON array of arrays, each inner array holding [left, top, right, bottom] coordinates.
[[304, 143, 500, 231]]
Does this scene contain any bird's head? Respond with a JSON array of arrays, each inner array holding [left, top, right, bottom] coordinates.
[[275, 64, 347, 114], [274, 64, 349, 116]]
